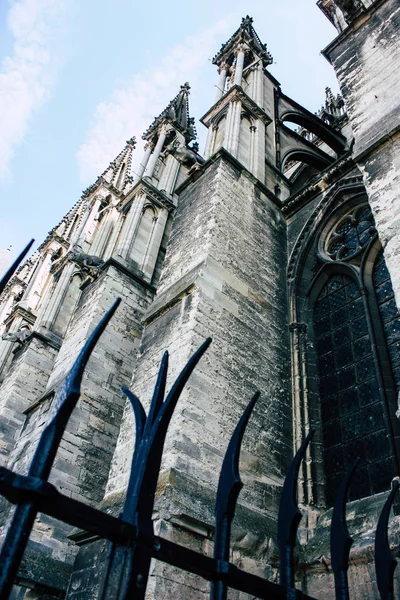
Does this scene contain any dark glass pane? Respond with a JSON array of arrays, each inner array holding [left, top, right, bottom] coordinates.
[[335, 344, 353, 370], [349, 466, 370, 501], [340, 387, 358, 416], [315, 297, 330, 321], [329, 288, 346, 311], [355, 355, 375, 383], [373, 256, 389, 286], [342, 412, 362, 441], [351, 316, 369, 340], [323, 420, 342, 448], [346, 281, 361, 299], [318, 352, 336, 375], [316, 316, 330, 336], [361, 402, 385, 434], [314, 270, 395, 505], [327, 277, 343, 294], [317, 334, 333, 356], [326, 473, 343, 506], [388, 341, 400, 367], [358, 379, 379, 406], [353, 336, 371, 360], [348, 298, 364, 320], [325, 446, 344, 474], [376, 280, 394, 304], [379, 299, 398, 323], [321, 397, 339, 422], [364, 432, 390, 461], [343, 438, 365, 467], [333, 326, 351, 348], [332, 306, 348, 324], [338, 365, 356, 390], [370, 459, 393, 494]]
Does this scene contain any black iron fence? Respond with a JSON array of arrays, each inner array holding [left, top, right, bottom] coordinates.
[[0, 246, 398, 600]]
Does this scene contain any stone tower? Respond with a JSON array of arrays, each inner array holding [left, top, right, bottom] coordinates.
[[0, 3, 400, 599]]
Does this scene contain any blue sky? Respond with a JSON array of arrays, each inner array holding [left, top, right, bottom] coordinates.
[[0, 0, 339, 259]]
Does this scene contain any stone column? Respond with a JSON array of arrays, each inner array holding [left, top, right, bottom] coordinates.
[[116, 194, 146, 261], [20, 250, 54, 312], [70, 204, 90, 249], [37, 262, 75, 331], [102, 208, 121, 261], [234, 47, 246, 87], [289, 322, 312, 506], [90, 209, 113, 257], [215, 65, 227, 101], [203, 124, 217, 160], [230, 101, 242, 157], [159, 154, 180, 195], [254, 60, 264, 107], [0, 311, 21, 376], [135, 142, 154, 181], [145, 128, 168, 179], [141, 209, 168, 280]]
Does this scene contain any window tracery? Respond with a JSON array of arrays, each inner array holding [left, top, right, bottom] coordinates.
[[323, 203, 376, 261], [309, 199, 400, 505]]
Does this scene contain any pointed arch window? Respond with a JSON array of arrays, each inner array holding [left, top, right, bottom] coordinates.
[[311, 199, 400, 506]]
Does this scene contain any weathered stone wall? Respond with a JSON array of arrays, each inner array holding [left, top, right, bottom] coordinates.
[[324, 0, 400, 303], [72, 150, 292, 599], [2, 264, 154, 595], [0, 336, 59, 467]]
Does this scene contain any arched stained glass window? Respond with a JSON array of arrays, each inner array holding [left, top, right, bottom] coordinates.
[[314, 273, 393, 506]]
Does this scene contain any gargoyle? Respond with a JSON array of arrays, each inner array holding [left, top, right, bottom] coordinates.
[[69, 250, 105, 272], [2, 329, 31, 345], [169, 143, 204, 168]]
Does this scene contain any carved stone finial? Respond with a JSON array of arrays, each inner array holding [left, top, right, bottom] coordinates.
[[241, 15, 254, 29], [126, 136, 136, 147], [181, 82, 191, 93]]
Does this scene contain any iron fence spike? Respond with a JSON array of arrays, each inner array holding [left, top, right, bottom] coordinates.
[[330, 456, 360, 600], [211, 391, 259, 600], [0, 299, 120, 599], [0, 239, 34, 295], [117, 338, 212, 600], [146, 350, 169, 432], [121, 387, 146, 455], [277, 430, 314, 589], [375, 479, 399, 600]]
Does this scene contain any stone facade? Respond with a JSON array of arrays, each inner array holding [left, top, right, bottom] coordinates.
[[0, 3, 400, 599]]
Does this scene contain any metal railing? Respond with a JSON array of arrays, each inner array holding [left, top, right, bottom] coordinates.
[[0, 246, 398, 600]]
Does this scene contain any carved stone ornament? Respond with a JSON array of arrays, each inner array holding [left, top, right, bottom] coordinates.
[[2, 328, 31, 345]]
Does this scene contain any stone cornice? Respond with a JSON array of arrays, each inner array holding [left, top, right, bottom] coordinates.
[[200, 85, 272, 127], [100, 257, 156, 293], [174, 147, 282, 208], [282, 153, 355, 217], [121, 178, 175, 214], [4, 305, 36, 327]]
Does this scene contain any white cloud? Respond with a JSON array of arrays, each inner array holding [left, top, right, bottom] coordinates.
[[0, 0, 69, 181], [77, 17, 237, 184]]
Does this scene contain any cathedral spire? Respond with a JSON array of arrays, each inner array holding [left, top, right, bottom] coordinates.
[[211, 16, 273, 102], [101, 136, 136, 191], [136, 83, 197, 182], [142, 82, 196, 144], [82, 136, 136, 199]]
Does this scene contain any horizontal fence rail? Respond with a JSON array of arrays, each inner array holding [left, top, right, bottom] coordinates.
[[0, 298, 398, 599]]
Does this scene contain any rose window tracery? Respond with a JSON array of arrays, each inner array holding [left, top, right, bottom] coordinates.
[[325, 204, 376, 261]]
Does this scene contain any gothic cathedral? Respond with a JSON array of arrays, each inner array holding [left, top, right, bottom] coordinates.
[[0, 1, 399, 598]]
